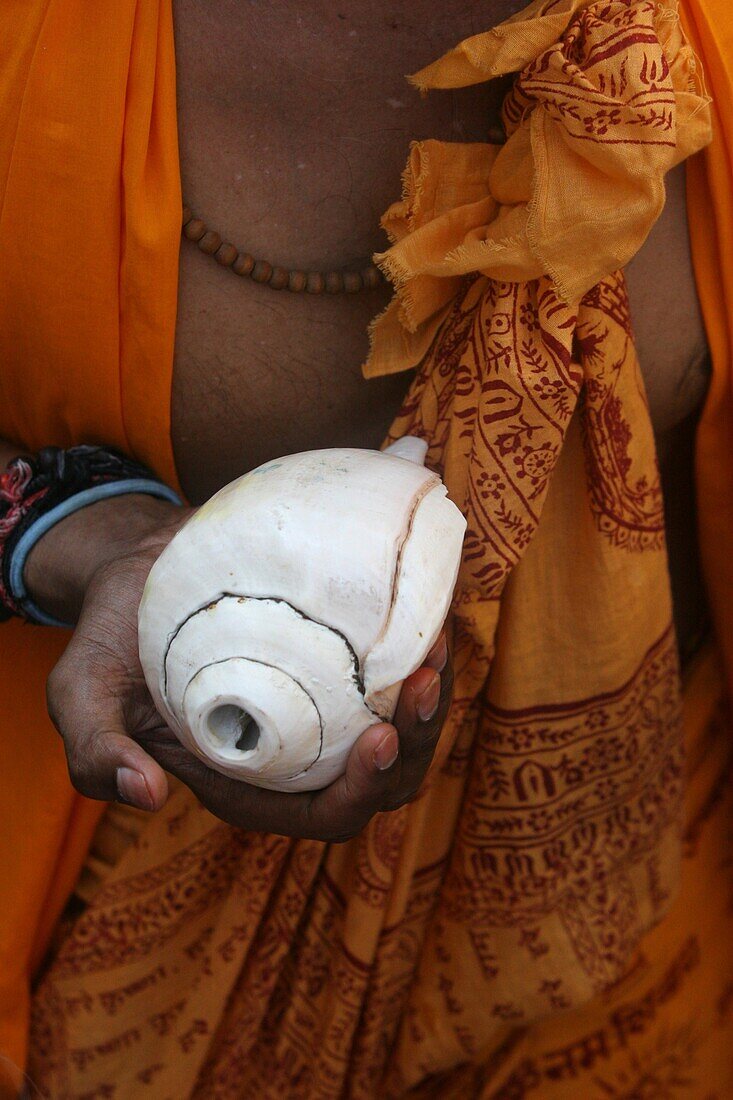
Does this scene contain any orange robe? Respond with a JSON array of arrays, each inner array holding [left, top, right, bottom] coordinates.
[[0, 0, 731, 1096], [0, 0, 180, 1082]]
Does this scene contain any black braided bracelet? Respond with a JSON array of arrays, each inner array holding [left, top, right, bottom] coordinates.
[[0, 445, 181, 626]]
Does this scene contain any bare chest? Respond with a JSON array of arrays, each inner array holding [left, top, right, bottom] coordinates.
[[171, 2, 498, 502], [170, 3, 709, 504]]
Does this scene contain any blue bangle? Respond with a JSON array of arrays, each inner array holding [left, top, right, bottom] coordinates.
[[8, 478, 182, 628]]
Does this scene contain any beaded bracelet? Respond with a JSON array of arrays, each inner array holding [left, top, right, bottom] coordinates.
[[0, 445, 181, 627]]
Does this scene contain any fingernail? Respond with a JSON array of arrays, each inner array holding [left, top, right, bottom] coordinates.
[[116, 767, 155, 811], [417, 674, 441, 722], [373, 729, 399, 771], [426, 635, 448, 672]]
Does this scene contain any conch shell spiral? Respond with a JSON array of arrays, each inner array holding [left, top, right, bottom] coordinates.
[[138, 438, 466, 791]]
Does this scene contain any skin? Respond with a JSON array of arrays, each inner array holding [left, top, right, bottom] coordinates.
[[43, 508, 453, 837], [2, 448, 453, 832], [171, 1, 503, 492], [2, 0, 710, 829]]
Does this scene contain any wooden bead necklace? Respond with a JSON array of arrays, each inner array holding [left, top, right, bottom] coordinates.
[[182, 206, 385, 295]]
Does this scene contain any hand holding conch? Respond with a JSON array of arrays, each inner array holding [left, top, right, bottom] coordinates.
[[45, 438, 461, 837], [138, 437, 465, 792]]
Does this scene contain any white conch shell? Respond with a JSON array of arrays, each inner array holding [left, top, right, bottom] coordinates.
[[138, 438, 466, 791]]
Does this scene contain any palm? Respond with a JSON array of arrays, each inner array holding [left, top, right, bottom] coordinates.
[[47, 506, 452, 837]]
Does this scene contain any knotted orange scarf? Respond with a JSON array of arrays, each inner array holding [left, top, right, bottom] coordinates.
[[1, 0, 731, 1095]]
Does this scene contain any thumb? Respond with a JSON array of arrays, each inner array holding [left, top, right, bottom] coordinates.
[[47, 668, 169, 811]]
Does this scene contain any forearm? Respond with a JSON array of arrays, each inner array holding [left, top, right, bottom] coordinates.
[[0, 437, 182, 624], [25, 493, 181, 623]]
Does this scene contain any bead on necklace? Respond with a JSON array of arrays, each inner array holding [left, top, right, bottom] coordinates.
[[181, 206, 385, 294]]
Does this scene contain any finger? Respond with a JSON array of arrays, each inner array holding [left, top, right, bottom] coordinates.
[[142, 721, 400, 842], [137, 731, 294, 831], [125, 661, 451, 828], [146, 742, 305, 835], [301, 722, 400, 840], [47, 658, 169, 811], [423, 632, 448, 672], [394, 666, 442, 733], [387, 655, 454, 808]]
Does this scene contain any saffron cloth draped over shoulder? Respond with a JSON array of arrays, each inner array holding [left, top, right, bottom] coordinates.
[[1, 0, 732, 1096]]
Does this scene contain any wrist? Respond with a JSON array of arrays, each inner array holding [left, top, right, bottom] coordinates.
[[24, 494, 183, 624]]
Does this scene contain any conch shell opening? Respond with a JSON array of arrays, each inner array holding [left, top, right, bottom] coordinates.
[[138, 438, 466, 792]]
